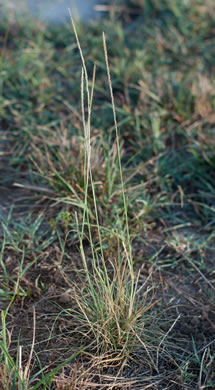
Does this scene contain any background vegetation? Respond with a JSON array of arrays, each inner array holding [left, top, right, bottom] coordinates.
[[0, 0, 215, 388]]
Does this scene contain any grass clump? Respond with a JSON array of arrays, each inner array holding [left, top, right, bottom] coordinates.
[[71, 255, 157, 356], [66, 18, 160, 364]]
